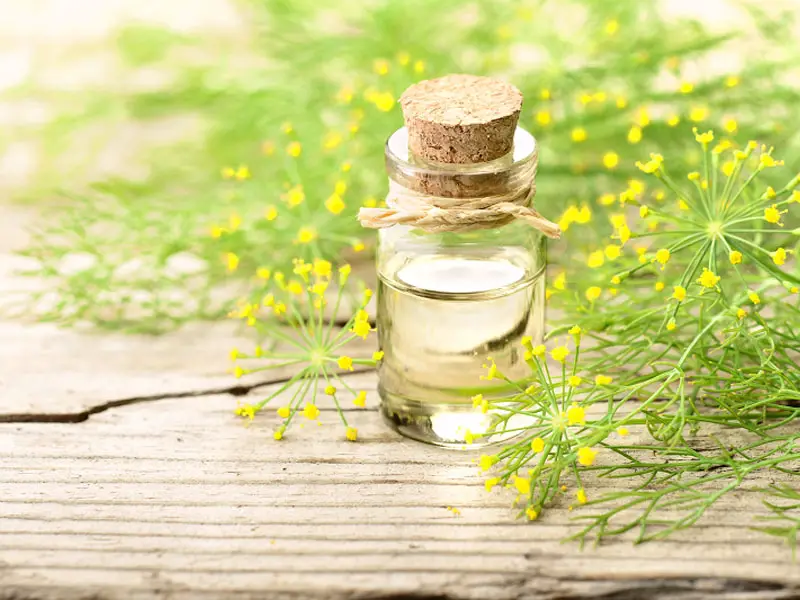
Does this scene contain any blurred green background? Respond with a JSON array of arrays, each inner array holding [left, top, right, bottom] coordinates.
[[1, 0, 799, 332]]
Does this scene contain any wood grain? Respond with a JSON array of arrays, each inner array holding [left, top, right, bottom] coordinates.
[[1, 373, 798, 600]]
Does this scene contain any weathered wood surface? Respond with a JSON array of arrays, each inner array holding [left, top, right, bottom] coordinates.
[[2, 369, 800, 600]]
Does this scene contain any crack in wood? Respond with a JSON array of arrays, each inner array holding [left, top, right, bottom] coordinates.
[[0, 368, 376, 425]]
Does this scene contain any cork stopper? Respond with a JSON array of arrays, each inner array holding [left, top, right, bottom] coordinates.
[[400, 74, 523, 165]]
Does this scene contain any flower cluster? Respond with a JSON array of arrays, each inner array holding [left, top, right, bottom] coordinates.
[[478, 329, 665, 521], [230, 259, 380, 440]]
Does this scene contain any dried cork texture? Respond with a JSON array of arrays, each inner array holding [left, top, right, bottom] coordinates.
[[400, 74, 523, 164]]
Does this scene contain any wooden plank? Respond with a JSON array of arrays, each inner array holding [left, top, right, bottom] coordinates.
[[1, 376, 798, 599]]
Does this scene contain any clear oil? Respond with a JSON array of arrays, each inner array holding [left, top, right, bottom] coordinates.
[[377, 253, 545, 447]]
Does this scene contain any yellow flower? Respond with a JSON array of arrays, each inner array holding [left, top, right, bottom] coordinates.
[[639, 206, 649, 218], [286, 141, 302, 157], [595, 375, 613, 385], [322, 385, 336, 396], [687, 172, 700, 182], [372, 350, 384, 361], [598, 193, 616, 206], [604, 19, 619, 35], [479, 454, 496, 471], [481, 357, 498, 381], [553, 271, 567, 291], [713, 140, 732, 155], [636, 106, 650, 127], [576, 489, 588, 504], [655, 248, 670, 267], [587, 250, 605, 268], [616, 96, 627, 109], [485, 477, 500, 492], [721, 161, 735, 178], [655, 281, 665, 292], [577, 447, 598, 467], [635, 152, 662, 174], [764, 204, 784, 225], [273, 427, 285, 441], [351, 319, 371, 339], [338, 264, 352, 285], [773, 248, 787, 266], [323, 131, 343, 150], [760, 154, 784, 169], [568, 325, 582, 336], [737, 308, 747, 320], [689, 106, 709, 122], [697, 268, 721, 289], [535, 110, 551, 126], [723, 118, 738, 133], [413, 60, 425, 73], [373, 91, 395, 112], [571, 127, 588, 142], [678, 199, 689, 211], [791, 190, 800, 203], [603, 152, 619, 169], [325, 194, 346, 215], [353, 391, 367, 407], [729, 250, 743, 265], [693, 128, 714, 144], [234, 402, 256, 420], [667, 114, 680, 127], [617, 427, 629, 437], [234, 165, 251, 180], [679, 82, 694, 94], [604, 245, 622, 260], [277, 406, 290, 419], [568, 375, 582, 387], [226, 252, 239, 272], [303, 404, 320, 420], [748, 291, 761, 305], [273, 302, 286, 316], [515, 476, 531, 495], [725, 75, 740, 87], [585, 286, 602, 302], [672, 286, 687, 301], [532, 344, 546, 357], [296, 227, 317, 244], [550, 345, 570, 362], [666, 319, 676, 331], [373, 59, 389, 75], [540, 88, 551, 100], [345, 427, 358, 441], [311, 259, 331, 278], [338, 356, 354, 371], [525, 507, 539, 521], [264, 206, 279, 221], [611, 275, 622, 285], [566, 403, 586, 426], [627, 125, 643, 144], [286, 281, 303, 296], [531, 437, 545, 453]]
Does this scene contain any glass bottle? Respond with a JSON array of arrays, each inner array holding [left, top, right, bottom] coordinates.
[[376, 126, 547, 447]]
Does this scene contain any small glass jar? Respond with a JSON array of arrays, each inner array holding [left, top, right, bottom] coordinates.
[[376, 126, 546, 447]]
